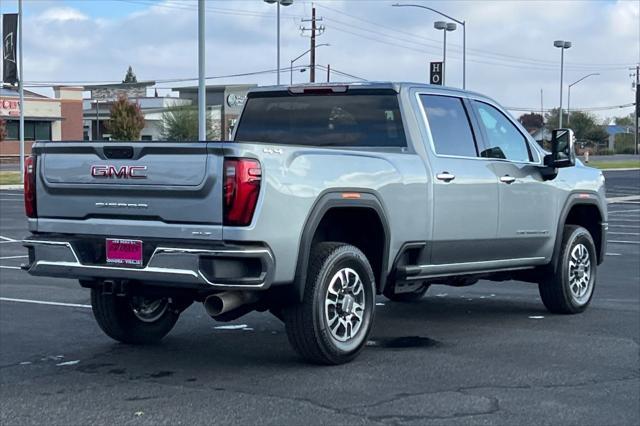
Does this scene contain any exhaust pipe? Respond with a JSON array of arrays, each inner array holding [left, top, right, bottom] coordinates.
[[204, 291, 258, 318]]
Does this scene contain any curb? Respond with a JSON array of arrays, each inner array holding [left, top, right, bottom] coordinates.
[[0, 185, 23, 191], [598, 168, 640, 171]]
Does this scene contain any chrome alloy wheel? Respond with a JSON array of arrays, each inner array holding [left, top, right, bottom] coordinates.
[[130, 297, 169, 323], [568, 243, 592, 304], [325, 268, 365, 342]]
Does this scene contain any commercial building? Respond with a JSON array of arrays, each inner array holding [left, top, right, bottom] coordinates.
[[0, 86, 83, 158]]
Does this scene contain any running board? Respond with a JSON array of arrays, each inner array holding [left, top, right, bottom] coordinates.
[[397, 257, 546, 281]]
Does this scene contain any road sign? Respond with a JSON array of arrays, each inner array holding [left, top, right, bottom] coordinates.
[[430, 61, 443, 86]]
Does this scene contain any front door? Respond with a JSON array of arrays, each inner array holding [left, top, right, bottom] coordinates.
[[418, 94, 500, 265], [470, 100, 555, 260]]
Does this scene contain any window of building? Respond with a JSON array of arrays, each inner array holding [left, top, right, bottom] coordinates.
[[419, 95, 478, 157], [2, 120, 51, 141]]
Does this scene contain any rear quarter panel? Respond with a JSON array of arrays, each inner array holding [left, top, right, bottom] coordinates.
[[222, 142, 429, 284]]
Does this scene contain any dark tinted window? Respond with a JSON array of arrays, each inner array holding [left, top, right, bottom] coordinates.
[[472, 101, 531, 162], [420, 95, 477, 157], [235, 92, 406, 147]]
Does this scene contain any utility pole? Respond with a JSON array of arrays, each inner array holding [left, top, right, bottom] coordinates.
[[300, 5, 324, 83], [18, 0, 24, 183], [197, 0, 206, 141], [327, 64, 330, 82], [633, 64, 640, 155]]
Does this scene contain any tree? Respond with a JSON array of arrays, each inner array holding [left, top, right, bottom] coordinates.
[[518, 112, 544, 131], [161, 105, 220, 141], [545, 108, 606, 144], [122, 66, 138, 83], [0, 118, 6, 141], [107, 95, 145, 140], [613, 113, 634, 127]]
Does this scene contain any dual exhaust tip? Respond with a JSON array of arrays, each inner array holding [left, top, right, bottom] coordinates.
[[203, 291, 258, 318]]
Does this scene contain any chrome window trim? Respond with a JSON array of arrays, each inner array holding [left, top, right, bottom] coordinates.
[[413, 90, 543, 166]]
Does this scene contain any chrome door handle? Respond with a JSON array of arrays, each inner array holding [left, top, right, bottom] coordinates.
[[436, 172, 455, 182], [500, 175, 516, 184]]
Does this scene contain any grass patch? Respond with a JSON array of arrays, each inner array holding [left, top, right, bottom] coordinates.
[[587, 161, 640, 170], [0, 171, 21, 185]]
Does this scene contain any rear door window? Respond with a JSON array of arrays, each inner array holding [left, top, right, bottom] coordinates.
[[419, 95, 478, 157], [234, 91, 406, 147]]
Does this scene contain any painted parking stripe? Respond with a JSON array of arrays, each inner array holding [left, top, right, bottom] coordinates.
[[606, 253, 621, 256], [0, 236, 17, 242], [609, 209, 640, 214], [0, 265, 22, 270], [0, 297, 91, 309], [0, 255, 28, 260]]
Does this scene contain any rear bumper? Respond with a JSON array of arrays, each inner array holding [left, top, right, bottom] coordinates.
[[23, 236, 275, 290]]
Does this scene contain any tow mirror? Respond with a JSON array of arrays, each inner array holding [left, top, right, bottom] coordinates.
[[546, 128, 575, 168]]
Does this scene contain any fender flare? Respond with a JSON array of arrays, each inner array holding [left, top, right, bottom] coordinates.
[[552, 192, 606, 271], [293, 190, 391, 301]]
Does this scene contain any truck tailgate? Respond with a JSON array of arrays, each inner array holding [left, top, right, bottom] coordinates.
[[35, 142, 223, 225]]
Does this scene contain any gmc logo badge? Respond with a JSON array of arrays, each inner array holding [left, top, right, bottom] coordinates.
[[91, 165, 148, 179]]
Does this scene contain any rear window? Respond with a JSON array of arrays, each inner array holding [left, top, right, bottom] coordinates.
[[234, 92, 406, 147]]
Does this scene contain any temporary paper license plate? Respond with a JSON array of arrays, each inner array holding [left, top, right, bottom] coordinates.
[[106, 239, 143, 266]]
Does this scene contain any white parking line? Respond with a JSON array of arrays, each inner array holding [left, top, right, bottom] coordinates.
[[0, 265, 22, 270], [609, 240, 640, 245], [0, 297, 91, 309], [0, 255, 27, 260], [609, 209, 640, 215], [608, 224, 640, 228], [606, 253, 621, 256], [609, 219, 640, 223], [0, 236, 17, 242], [608, 232, 640, 236], [0, 198, 21, 202]]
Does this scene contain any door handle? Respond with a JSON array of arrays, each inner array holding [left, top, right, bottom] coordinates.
[[500, 175, 516, 184], [436, 172, 455, 182]]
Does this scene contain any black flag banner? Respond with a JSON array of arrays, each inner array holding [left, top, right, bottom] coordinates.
[[2, 13, 19, 85]]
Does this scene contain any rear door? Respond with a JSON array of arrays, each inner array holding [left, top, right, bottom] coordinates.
[[36, 143, 224, 233], [417, 94, 500, 265], [469, 100, 554, 260]]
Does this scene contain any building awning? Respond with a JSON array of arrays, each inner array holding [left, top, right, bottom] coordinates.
[[1, 115, 63, 121]]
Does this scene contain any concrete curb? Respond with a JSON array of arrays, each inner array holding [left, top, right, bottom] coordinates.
[[0, 185, 23, 191], [598, 168, 640, 171]]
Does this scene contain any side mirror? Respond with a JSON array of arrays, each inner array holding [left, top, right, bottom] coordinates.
[[545, 128, 575, 168]]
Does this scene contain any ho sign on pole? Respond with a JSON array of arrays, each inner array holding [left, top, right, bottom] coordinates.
[[430, 61, 443, 86]]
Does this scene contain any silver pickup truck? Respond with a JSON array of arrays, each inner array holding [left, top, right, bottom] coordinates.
[[23, 82, 607, 364]]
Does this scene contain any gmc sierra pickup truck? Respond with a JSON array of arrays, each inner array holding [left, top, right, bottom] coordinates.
[[23, 83, 607, 364]]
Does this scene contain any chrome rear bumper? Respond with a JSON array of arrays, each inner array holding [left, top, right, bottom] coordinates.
[[23, 237, 274, 290]]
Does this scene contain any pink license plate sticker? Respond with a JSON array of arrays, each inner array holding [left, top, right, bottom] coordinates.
[[106, 239, 143, 266]]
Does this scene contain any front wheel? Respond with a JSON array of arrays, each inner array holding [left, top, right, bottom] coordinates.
[[91, 289, 180, 344], [538, 225, 597, 314], [284, 243, 376, 365]]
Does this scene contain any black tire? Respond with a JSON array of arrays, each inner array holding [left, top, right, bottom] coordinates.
[[384, 284, 430, 302], [538, 225, 597, 314], [91, 289, 180, 344], [284, 242, 376, 365]]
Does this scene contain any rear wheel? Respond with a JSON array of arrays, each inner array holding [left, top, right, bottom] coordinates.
[[284, 243, 376, 365], [538, 225, 597, 314], [91, 289, 180, 344]]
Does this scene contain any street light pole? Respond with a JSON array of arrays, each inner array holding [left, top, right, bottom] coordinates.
[[18, 0, 24, 183], [567, 73, 599, 125], [393, 3, 466, 89], [265, 0, 293, 85], [554, 40, 571, 128], [289, 43, 329, 85], [197, 0, 206, 141], [434, 21, 456, 86]]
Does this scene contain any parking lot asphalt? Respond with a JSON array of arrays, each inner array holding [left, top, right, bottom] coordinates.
[[0, 170, 638, 426]]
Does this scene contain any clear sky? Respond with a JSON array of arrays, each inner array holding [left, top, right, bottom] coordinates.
[[1, 0, 638, 121]]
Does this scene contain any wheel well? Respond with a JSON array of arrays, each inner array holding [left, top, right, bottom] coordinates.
[[564, 204, 603, 262], [312, 207, 386, 292]]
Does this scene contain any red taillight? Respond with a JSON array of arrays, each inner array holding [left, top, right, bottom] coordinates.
[[223, 158, 261, 226], [24, 155, 37, 218]]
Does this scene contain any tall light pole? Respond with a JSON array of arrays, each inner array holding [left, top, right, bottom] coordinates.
[[197, 0, 206, 141], [567, 73, 599, 124], [434, 21, 456, 86], [264, 0, 293, 85], [393, 3, 466, 89], [18, 0, 25, 183], [554, 40, 571, 128], [290, 43, 329, 85]]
